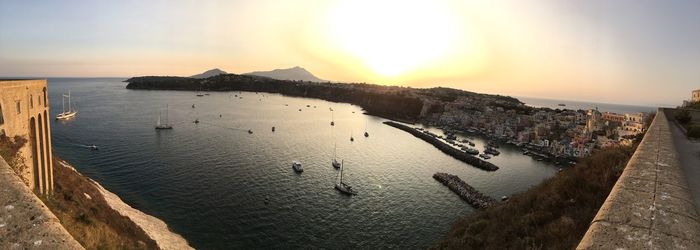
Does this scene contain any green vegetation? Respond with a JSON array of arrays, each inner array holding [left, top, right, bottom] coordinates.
[[40, 157, 158, 249], [675, 109, 692, 124], [688, 125, 700, 138], [0, 135, 29, 185], [433, 145, 636, 250]]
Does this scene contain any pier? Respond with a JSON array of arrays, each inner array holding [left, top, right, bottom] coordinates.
[[433, 173, 496, 209], [384, 121, 499, 171]]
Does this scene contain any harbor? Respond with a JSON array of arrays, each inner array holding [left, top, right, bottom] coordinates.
[[47, 78, 558, 249], [383, 121, 499, 171]]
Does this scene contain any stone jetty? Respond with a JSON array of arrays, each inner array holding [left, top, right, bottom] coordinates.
[[433, 172, 496, 209], [384, 121, 499, 171]]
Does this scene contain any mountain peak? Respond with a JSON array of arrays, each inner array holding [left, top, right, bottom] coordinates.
[[190, 68, 228, 79], [244, 67, 324, 82]]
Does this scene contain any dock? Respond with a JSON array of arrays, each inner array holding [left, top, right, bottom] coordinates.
[[383, 121, 499, 171], [433, 172, 496, 209]]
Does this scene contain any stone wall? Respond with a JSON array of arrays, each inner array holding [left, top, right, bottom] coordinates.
[[0, 79, 54, 194], [577, 109, 700, 249], [0, 155, 82, 249]]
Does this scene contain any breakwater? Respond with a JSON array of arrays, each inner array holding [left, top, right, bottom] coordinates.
[[432, 173, 496, 209], [383, 121, 499, 171]]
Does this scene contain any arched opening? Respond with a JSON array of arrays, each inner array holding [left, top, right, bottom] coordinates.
[[30, 117, 40, 191], [37, 114, 46, 194], [43, 110, 52, 193], [43, 87, 47, 108]]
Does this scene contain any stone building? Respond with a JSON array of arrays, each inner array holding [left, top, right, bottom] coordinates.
[[693, 89, 700, 102], [0, 79, 54, 194]]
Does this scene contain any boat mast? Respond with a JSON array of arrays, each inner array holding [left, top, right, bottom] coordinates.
[[68, 91, 71, 112], [61, 94, 65, 113], [165, 104, 169, 124], [157, 112, 162, 126], [334, 142, 337, 160], [340, 160, 344, 184]]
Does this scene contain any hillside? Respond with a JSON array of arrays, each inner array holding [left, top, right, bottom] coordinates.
[[244, 66, 324, 82]]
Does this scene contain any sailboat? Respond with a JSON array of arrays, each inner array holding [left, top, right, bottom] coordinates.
[[330, 110, 335, 126], [155, 105, 173, 130], [332, 143, 340, 169], [335, 160, 357, 196], [56, 91, 77, 120]]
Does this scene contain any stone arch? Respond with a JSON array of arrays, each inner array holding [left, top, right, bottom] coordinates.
[[37, 113, 46, 194], [43, 87, 47, 107], [30, 116, 41, 191]]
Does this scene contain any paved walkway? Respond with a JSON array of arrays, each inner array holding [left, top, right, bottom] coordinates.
[[667, 111, 700, 215]]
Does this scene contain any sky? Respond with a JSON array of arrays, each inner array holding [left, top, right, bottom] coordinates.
[[1, 0, 699, 107]]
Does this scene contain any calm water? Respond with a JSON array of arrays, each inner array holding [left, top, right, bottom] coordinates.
[[519, 96, 656, 114], [48, 78, 557, 249]]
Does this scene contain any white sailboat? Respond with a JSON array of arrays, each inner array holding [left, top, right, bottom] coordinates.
[[332, 142, 340, 169], [335, 160, 357, 195], [155, 104, 173, 130], [56, 91, 77, 120]]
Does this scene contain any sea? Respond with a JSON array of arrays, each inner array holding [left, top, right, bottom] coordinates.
[[48, 78, 559, 249], [518, 96, 657, 114]]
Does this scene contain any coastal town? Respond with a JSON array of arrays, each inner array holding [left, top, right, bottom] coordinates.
[[414, 88, 651, 164]]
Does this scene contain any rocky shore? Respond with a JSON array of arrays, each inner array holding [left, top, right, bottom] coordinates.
[[56, 159, 192, 250], [383, 121, 499, 171], [432, 173, 496, 209]]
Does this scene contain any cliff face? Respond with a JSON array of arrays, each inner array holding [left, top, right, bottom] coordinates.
[[125, 74, 424, 122]]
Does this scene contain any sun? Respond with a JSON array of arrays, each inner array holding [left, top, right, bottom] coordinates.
[[325, 0, 459, 78]]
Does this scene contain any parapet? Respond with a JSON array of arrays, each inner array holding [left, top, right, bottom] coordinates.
[[0, 156, 82, 249], [577, 109, 700, 249]]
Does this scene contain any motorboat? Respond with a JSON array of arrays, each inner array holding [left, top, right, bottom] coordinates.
[[292, 161, 303, 173]]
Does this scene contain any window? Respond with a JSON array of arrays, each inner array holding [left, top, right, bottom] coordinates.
[[0, 104, 4, 124], [30, 95, 34, 108], [16, 101, 21, 114], [38, 95, 41, 107]]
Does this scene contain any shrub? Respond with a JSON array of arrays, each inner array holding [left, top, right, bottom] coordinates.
[[433, 146, 636, 250], [688, 125, 700, 138], [675, 109, 691, 124]]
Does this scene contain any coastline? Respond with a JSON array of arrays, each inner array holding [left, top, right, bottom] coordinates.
[[55, 159, 192, 250]]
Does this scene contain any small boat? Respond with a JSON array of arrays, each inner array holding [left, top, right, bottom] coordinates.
[[292, 161, 303, 173], [272, 126, 275, 132], [193, 119, 199, 124], [196, 93, 204, 97], [330, 110, 335, 126], [364, 132, 369, 137], [205, 93, 210, 96], [350, 136, 354, 142], [155, 105, 174, 130], [306, 105, 310, 107], [192, 104, 195, 108], [248, 129, 253, 134], [89, 145, 98, 150], [479, 154, 491, 159], [468, 142, 475, 146], [299, 109, 302, 111], [558, 103, 566, 107], [335, 160, 357, 195], [56, 91, 77, 120], [501, 196, 509, 201]]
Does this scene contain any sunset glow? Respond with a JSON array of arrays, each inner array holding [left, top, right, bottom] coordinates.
[[1, 0, 699, 105]]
